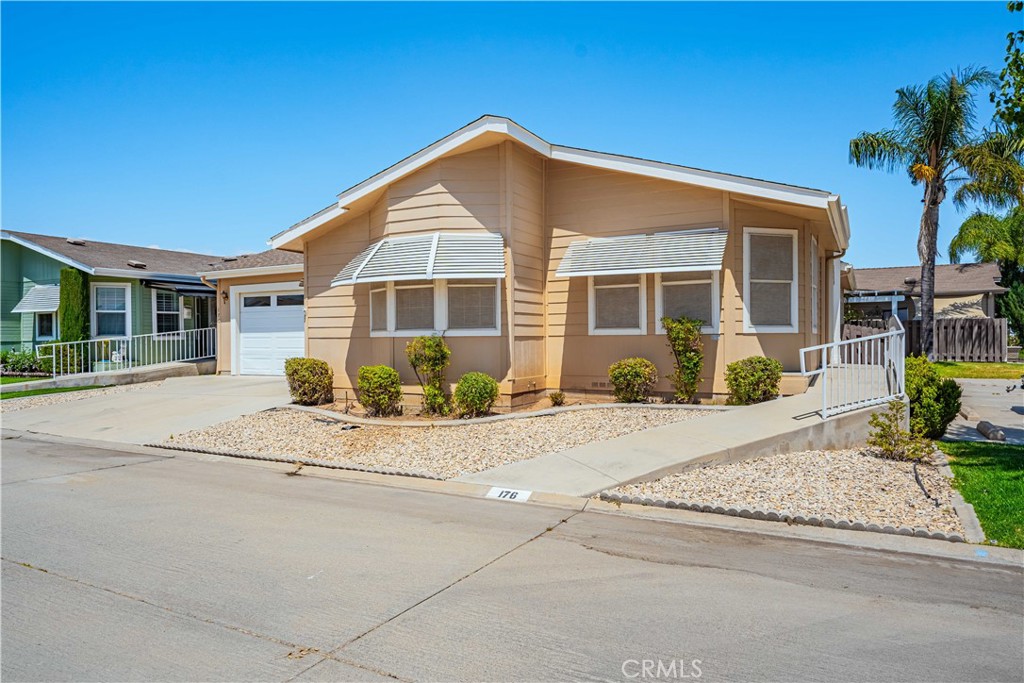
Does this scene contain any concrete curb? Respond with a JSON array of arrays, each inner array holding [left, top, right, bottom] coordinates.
[[596, 490, 967, 543], [286, 400, 729, 428]]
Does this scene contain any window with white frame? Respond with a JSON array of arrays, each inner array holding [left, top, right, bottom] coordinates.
[[36, 312, 56, 340], [656, 271, 720, 334], [370, 280, 500, 336], [93, 285, 130, 337], [810, 235, 819, 334], [743, 228, 798, 333], [589, 275, 646, 335], [154, 290, 182, 334]]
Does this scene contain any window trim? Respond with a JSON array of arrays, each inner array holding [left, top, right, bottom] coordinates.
[[90, 283, 132, 339], [742, 227, 799, 334], [810, 235, 819, 334], [151, 289, 184, 335], [35, 312, 57, 341], [654, 272, 720, 335], [588, 274, 647, 336], [369, 279, 502, 338]]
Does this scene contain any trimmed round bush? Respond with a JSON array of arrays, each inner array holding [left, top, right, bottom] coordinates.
[[724, 356, 783, 405], [284, 357, 334, 406], [357, 365, 403, 417], [608, 357, 658, 403], [905, 356, 962, 438], [454, 371, 500, 417]]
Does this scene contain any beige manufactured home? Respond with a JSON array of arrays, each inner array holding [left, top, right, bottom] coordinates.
[[242, 116, 851, 408]]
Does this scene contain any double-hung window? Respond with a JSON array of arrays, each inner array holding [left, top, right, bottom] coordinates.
[[743, 227, 798, 333], [394, 280, 435, 333], [655, 271, 720, 334], [370, 280, 500, 336], [154, 290, 182, 334], [589, 275, 646, 335], [93, 284, 130, 338]]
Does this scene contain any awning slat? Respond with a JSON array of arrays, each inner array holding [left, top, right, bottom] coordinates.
[[11, 285, 60, 313], [555, 228, 728, 277], [332, 232, 505, 286]]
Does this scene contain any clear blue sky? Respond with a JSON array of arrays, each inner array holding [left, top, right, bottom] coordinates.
[[1, 2, 1015, 267]]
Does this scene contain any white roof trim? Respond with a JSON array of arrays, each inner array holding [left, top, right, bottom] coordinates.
[[331, 232, 505, 286], [196, 263, 304, 280], [555, 228, 729, 278], [268, 116, 849, 251], [12, 284, 61, 313], [1, 231, 94, 274]]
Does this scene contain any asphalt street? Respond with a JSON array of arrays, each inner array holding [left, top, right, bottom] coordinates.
[[2, 433, 1022, 682]]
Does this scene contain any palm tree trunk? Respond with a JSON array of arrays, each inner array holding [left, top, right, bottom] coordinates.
[[917, 180, 944, 360]]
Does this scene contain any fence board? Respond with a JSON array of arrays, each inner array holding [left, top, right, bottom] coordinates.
[[844, 318, 1007, 362]]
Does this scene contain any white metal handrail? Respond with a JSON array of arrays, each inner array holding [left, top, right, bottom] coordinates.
[[36, 327, 216, 379], [799, 317, 905, 419]]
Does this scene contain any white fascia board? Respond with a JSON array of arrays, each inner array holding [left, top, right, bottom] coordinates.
[[0, 231, 95, 273], [268, 204, 346, 249], [196, 263, 304, 280]]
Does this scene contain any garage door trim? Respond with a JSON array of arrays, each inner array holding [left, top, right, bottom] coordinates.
[[229, 280, 304, 375]]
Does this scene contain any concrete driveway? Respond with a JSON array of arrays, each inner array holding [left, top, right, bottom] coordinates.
[[1, 375, 291, 444], [945, 378, 1024, 445]]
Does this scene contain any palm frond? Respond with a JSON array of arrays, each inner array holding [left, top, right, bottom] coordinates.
[[953, 130, 1024, 208], [849, 130, 912, 173]]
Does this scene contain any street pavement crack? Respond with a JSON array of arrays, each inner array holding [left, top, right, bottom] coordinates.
[[1, 456, 171, 485], [285, 510, 583, 683]]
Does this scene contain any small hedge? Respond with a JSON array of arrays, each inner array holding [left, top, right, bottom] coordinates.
[[0, 349, 50, 374], [608, 357, 658, 403], [662, 316, 704, 403], [724, 356, 783, 405], [406, 335, 451, 415], [454, 371, 500, 417], [357, 365, 402, 417], [284, 357, 334, 406], [905, 356, 962, 438]]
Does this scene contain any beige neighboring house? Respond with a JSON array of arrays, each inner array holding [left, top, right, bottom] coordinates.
[[846, 263, 1005, 322], [227, 115, 854, 407], [197, 249, 304, 375]]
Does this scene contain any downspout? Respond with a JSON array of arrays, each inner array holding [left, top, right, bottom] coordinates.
[[825, 248, 847, 365]]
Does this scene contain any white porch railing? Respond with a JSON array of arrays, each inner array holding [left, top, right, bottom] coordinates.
[[799, 317, 905, 419], [36, 327, 216, 379]]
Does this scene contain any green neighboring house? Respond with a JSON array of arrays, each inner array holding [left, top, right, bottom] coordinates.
[[1, 230, 223, 351]]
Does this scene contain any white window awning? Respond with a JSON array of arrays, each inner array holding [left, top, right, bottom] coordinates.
[[555, 228, 728, 278], [12, 285, 60, 313], [332, 232, 505, 286]]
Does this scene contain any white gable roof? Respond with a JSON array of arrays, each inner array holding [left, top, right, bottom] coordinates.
[[269, 116, 850, 251]]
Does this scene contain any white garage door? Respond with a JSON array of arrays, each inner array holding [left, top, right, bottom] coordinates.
[[238, 291, 305, 375]]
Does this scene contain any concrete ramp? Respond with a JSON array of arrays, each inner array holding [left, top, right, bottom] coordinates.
[[456, 384, 882, 496]]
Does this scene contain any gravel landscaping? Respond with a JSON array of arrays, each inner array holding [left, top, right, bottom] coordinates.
[[0, 382, 165, 413], [166, 406, 714, 479], [608, 449, 965, 536]]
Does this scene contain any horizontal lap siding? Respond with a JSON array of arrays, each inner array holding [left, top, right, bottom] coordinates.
[[509, 143, 547, 380]]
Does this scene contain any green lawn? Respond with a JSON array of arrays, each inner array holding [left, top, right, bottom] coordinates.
[[933, 362, 1024, 380], [938, 441, 1024, 549], [0, 385, 109, 400], [1, 376, 46, 385]]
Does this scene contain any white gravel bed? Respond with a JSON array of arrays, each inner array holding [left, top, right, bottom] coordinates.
[[610, 449, 965, 535], [167, 406, 713, 479], [0, 381, 165, 413]]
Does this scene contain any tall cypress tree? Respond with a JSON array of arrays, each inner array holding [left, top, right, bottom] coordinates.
[[58, 268, 89, 342]]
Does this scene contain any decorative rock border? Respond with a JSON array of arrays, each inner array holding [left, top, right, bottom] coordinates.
[[597, 491, 967, 543], [146, 442, 444, 481], [288, 400, 728, 428]]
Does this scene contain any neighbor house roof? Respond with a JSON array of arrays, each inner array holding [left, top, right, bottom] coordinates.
[[269, 115, 851, 252], [1, 230, 223, 280], [850, 263, 1005, 297], [197, 249, 304, 279]]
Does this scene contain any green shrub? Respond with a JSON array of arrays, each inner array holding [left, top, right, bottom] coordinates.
[[608, 357, 658, 403], [724, 356, 783, 405], [454, 372, 500, 417], [2, 349, 47, 374], [662, 316, 704, 403], [406, 335, 451, 415], [549, 390, 566, 407], [867, 400, 932, 461], [905, 356, 962, 438], [58, 267, 90, 342], [357, 365, 402, 417], [284, 357, 334, 406]]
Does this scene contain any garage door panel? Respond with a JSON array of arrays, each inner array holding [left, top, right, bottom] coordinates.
[[238, 290, 305, 376]]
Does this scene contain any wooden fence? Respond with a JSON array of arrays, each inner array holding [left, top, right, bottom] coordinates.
[[843, 318, 1008, 362]]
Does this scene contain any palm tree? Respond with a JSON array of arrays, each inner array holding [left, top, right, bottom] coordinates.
[[950, 206, 1024, 337], [850, 67, 1024, 358]]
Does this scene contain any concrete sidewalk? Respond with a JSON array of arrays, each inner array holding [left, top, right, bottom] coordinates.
[[945, 378, 1024, 445], [1, 375, 291, 444], [457, 383, 878, 496]]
